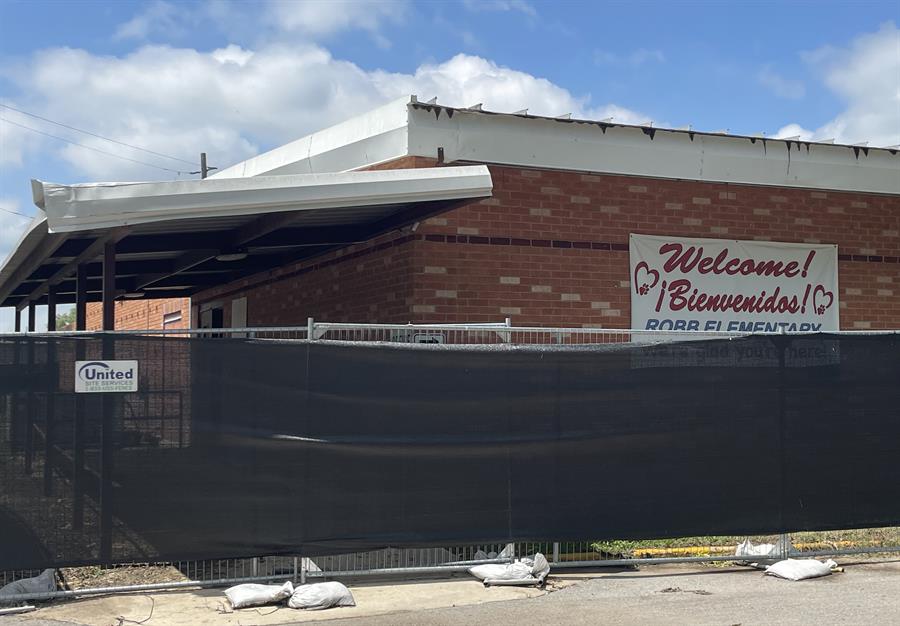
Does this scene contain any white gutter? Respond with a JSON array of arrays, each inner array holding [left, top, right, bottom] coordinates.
[[32, 165, 493, 234]]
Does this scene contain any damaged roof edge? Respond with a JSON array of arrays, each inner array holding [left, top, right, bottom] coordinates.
[[34, 165, 493, 234], [408, 98, 899, 156], [407, 103, 900, 196], [0, 214, 53, 306]]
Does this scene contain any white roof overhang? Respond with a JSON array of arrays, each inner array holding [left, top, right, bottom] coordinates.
[[1, 165, 492, 310], [33, 165, 492, 233]]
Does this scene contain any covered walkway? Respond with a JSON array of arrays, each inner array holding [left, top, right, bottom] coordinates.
[[0, 166, 491, 331]]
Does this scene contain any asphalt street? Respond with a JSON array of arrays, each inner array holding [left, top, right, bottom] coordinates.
[[316, 560, 900, 626]]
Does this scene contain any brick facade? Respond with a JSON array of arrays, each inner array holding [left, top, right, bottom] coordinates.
[[87, 297, 190, 331], [184, 162, 900, 330]]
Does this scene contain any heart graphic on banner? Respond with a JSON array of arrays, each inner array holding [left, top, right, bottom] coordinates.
[[813, 285, 834, 316], [633, 261, 660, 296]]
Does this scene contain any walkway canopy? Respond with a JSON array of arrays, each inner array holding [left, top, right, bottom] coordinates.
[[0, 166, 492, 326]]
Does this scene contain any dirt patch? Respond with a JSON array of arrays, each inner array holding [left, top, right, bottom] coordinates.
[[658, 586, 712, 595], [60, 565, 187, 590]]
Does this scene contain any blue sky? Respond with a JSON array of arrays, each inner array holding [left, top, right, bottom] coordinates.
[[1, 0, 898, 329]]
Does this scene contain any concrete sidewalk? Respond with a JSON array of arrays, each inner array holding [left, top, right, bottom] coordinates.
[[6, 577, 547, 626], [8, 559, 900, 626]]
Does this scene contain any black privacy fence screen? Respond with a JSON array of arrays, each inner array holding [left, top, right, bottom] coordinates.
[[1, 333, 898, 571]]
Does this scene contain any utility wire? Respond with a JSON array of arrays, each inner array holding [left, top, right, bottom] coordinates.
[[0, 103, 199, 166], [0, 206, 32, 219], [0, 117, 193, 175]]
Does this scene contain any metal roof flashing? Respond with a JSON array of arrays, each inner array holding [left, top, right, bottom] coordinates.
[[209, 95, 897, 195], [211, 96, 412, 179], [405, 102, 900, 196]]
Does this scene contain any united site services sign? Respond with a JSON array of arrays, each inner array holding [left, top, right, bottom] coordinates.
[[630, 234, 839, 332], [75, 360, 139, 393]]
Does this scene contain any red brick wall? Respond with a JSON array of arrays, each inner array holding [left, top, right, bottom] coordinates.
[[190, 163, 899, 330], [193, 230, 418, 326], [87, 297, 190, 331], [407, 166, 900, 329]]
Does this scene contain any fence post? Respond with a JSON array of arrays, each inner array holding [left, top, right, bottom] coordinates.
[[775, 328, 788, 543], [99, 335, 115, 562], [10, 336, 20, 469], [24, 336, 34, 475], [307, 317, 315, 341], [72, 340, 86, 530], [552, 542, 560, 563], [43, 339, 56, 496]]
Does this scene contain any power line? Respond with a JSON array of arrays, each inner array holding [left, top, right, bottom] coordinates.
[[0, 103, 200, 166], [0, 117, 193, 175], [0, 206, 32, 219]]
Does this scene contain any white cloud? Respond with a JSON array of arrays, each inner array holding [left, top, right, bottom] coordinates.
[[0, 104, 38, 166], [773, 122, 815, 140], [1, 46, 648, 182], [776, 22, 900, 146], [594, 48, 666, 66], [114, 1, 189, 41], [0, 197, 32, 263], [265, 0, 408, 47], [758, 65, 805, 100], [372, 54, 649, 123], [462, 0, 537, 17]]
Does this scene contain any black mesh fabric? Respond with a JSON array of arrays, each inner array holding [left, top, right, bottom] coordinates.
[[1, 333, 898, 570]]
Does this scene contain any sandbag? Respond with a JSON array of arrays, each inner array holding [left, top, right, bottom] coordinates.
[[735, 536, 793, 568], [469, 561, 533, 581], [531, 553, 550, 580], [469, 552, 550, 583], [224, 581, 293, 609], [0, 569, 56, 603], [473, 545, 515, 561], [287, 581, 355, 610], [765, 558, 838, 581]]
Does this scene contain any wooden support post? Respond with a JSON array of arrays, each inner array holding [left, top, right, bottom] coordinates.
[[75, 264, 87, 331], [102, 243, 116, 332], [27, 303, 36, 332], [14, 309, 21, 333], [46, 287, 57, 332]]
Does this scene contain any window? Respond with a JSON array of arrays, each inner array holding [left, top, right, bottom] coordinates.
[[162, 311, 182, 328]]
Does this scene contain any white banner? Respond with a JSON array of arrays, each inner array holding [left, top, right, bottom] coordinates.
[[75, 360, 139, 393], [629, 234, 838, 332]]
